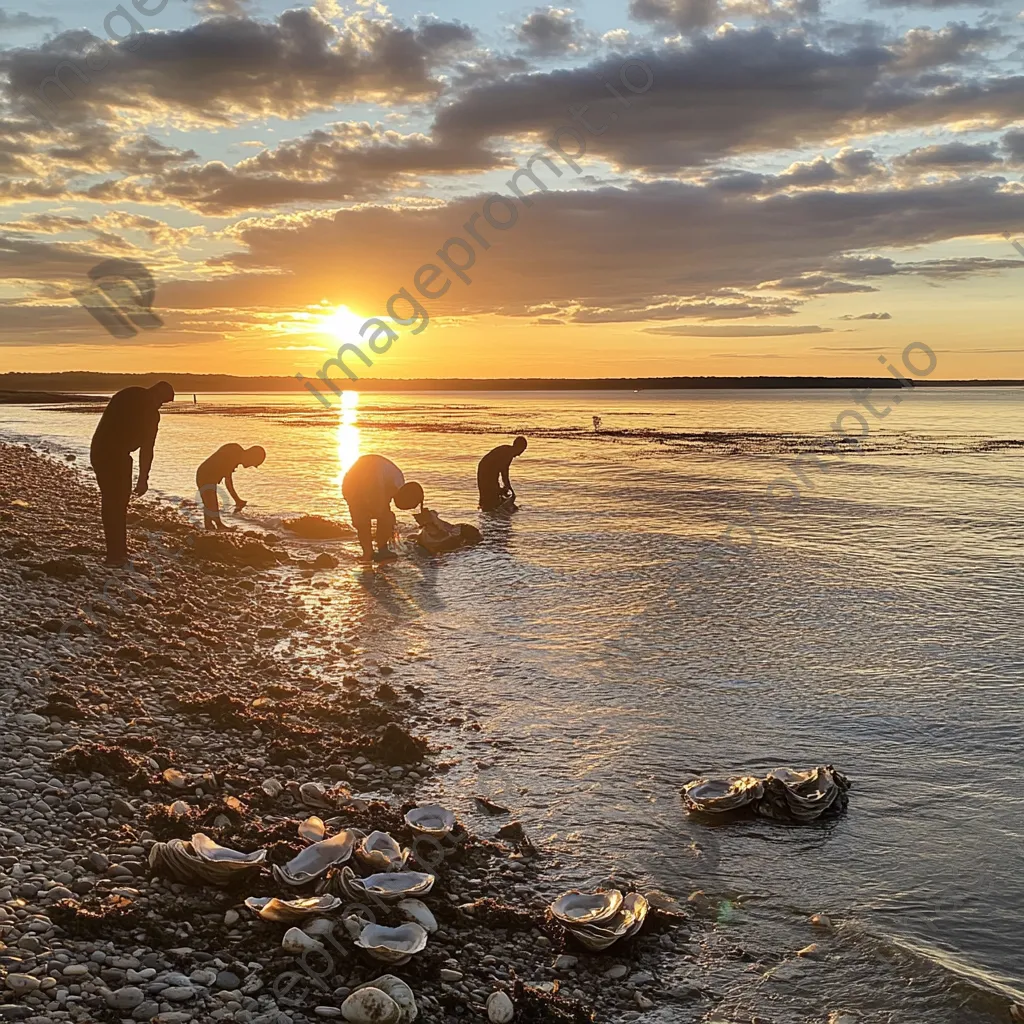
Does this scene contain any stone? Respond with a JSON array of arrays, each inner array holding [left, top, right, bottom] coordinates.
[[486, 991, 514, 1024], [341, 987, 401, 1024], [3, 976, 39, 995], [554, 955, 577, 971], [439, 969, 462, 983], [106, 986, 145, 1010]]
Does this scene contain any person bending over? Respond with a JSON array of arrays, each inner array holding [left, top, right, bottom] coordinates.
[[342, 454, 423, 563], [196, 444, 266, 530], [90, 381, 175, 567], [477, 435, 527, 511]]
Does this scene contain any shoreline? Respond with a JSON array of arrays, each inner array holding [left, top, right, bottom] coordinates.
[[0, 441, 703, 1023]]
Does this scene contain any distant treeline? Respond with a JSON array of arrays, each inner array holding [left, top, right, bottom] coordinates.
[[0, 372, 1020, 394]]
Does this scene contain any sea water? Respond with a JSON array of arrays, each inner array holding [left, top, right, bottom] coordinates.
[[2, 387, 1022, 1022]]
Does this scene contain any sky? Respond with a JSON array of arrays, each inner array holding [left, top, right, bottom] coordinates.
[[0, 0, 1022, 381]]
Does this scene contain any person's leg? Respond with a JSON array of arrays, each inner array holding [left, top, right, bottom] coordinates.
[[97, 455, 132, 565], [375, 509, 397, 558], [198, 480, 221, 531]]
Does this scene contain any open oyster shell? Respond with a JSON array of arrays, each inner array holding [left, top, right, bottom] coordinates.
[[550, 890, 623, 927], [272, 830, 356, 886], [681, 775, 764, 813], [355, 922, 429, 965], [244, 894, 342, 923], [403, 804, 456, 837], [354, 831, 409, 872]]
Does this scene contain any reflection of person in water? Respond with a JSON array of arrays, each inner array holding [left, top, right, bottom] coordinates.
[[477, 436, 527, 511], [90, 381, 175, 567], [196, 444, 266, 530], [342, 454, 424, 564]]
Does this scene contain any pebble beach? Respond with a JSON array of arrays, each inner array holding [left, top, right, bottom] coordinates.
[[0, 440, 714, 1024]]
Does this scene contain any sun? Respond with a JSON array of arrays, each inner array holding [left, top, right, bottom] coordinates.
[[315, 304, 365, 345]]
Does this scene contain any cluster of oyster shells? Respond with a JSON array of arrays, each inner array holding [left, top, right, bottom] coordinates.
[[549, 889, 649, 951], [682, 765, 851, 823]]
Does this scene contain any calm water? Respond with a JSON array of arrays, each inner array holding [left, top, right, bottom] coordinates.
[[2, 388, 1022, 1022]]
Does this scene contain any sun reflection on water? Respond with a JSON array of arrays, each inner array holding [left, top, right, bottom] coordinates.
[[334, 389, 361, 495]]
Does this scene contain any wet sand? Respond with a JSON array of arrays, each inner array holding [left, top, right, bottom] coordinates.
[[0, 441, 702, 1023]]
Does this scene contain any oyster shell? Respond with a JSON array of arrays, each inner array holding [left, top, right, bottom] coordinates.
[[396, 898, 438, 933], [403, 804, 456, 837], [272, 829, 356, 886], [331, 866, 434, 903], [355, 922, 428, 965], [244, 894, 341, 923], [563, 892, 649, 951], [298, 816, 326, 843], [192, 833, 266, 865], [756, 765, 850, 823], [550, 890, 623, 926], [148, 837, 264, 887], [487, 991, 514, 1024], [281, 927, 325, 954], [681, 775, 764, 813], [355, 831, 409, 872]]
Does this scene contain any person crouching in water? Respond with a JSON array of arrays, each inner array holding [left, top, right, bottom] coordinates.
[[342, 454, 424, 563], [477, 435, 527, 511], [196, 444, 266, 530]]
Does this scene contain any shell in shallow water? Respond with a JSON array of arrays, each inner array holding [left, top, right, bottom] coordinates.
[[403, 804, 456, 837], [681, 775, 764, 814], [550, 890, 623, 927], [757, 765, 850, 823]]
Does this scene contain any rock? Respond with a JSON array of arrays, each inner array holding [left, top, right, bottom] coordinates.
[[4, 975, 39, 995], [439, 969, 463, 983], [106, 986, 145, 1010], [554, 955, 578, 971], [161, 985, 196, 1002], [341, 987, 401, 1024], [215, 971, 241, 990], [357, 976, 416, 1022], [223, 909, 240, 927], [486, 991, 514, 1023], [604, 965, 629, 981]]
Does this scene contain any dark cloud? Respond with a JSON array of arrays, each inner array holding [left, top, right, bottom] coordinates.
[[81, 123, 504, 215], [898, 140, 1001, 168], [1, 9, 472, 126], [629, 0, 722, 32], [515, 8, 592, 56], [873, 0, 990, 7], [126, 177, 1024, 326], [894, 23, 1000, 70], [1002, 130, 1024, 162], [707, 148, 887, 194], [433, 30, 1024, 174]]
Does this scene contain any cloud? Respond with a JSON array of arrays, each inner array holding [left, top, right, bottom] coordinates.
[[0, 10, 60, 30], [130, 176, 1024, 325], [898, 140, 1001, 168], [514, 8, 591, 56], [629, 0, 721, 32], [838, 311, 892, 319], [893, 23, 1000, 71], [644, 324, 834, 336], [433, 30, 1024, 174], [81, 123, 504, 215], [1, 9, 474, 126]]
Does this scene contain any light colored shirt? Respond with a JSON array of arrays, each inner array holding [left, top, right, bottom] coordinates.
[[342, 455, 405, 524]]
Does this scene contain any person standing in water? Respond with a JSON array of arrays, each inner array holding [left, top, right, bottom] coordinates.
[[196, 444, 266, 530], [90, 381, 175, 566], [342, 454, 424, 563], [477, 436, 527, 511]]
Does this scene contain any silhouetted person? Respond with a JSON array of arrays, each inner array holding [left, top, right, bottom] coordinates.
[[478, 436, 527, 511], [342, 454, 423, 564], [196, 444, 266, 530], [90, 381, 174, 566]]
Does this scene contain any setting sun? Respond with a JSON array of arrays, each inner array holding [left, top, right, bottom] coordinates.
[[316, 305, 366, 347]]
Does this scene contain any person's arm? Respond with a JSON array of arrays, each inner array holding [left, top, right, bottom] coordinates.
[[225, 471, 245, 511], [135, 414, 157, 496]]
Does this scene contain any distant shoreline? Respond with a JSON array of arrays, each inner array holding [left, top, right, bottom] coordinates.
[[1, 374, 1022, 398]]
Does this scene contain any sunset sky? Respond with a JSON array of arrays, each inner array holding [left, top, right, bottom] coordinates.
[[1, 0, 1023, 380]]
